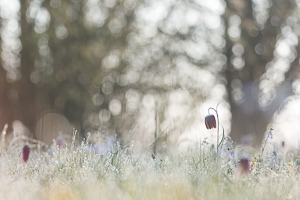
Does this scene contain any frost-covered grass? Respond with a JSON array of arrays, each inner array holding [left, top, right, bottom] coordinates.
[[0, 133, 299, 200]]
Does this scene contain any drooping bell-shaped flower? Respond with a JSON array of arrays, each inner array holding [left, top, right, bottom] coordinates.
[[239, 157, 250, 175], [22, 145, 30, 163], [205, 114, 216, 129]]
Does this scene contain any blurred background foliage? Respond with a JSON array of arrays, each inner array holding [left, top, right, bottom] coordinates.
[[0, 0, 299, 153]]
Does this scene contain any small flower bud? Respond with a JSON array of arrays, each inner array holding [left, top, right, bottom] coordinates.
[[22, 145, 30, 163], [205, 114, 216, 129]]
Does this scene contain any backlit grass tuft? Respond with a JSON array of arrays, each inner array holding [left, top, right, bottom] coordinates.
[[0, 130, 299, 200]]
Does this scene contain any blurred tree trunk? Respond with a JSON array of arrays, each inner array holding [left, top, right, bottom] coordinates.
[[0, 65, 14, 133], [0, 0, 48, 136], [18, 0, 39, 135], [0, 2, 37, 134], [224, 0, 295, 146]]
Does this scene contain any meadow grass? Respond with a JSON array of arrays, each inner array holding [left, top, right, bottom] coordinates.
[[0, 132, 298, 200]]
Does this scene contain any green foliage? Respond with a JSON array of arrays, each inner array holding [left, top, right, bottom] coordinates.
[[1, 0, 218, 142], [1, 0, 300, 150]]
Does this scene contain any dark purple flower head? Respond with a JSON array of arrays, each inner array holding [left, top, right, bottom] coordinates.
[[22, 145, 30, 163], [239, 157, 250, 175], [205, 114, 216, 129]]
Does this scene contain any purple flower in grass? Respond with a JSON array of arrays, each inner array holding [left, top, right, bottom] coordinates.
[[239, 157, 250, 175], [22, 145, 30, 163], [205, 114, 216, 129]]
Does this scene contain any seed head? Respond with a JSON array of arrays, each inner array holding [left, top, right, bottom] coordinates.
[[205, 114, 216, 129], [22, 145, 30, 163]]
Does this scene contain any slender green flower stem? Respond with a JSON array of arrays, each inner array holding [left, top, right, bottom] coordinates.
[[208, 107, 219, 154], [260, 128, 273, 158]]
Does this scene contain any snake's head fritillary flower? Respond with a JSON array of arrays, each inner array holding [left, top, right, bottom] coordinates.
[[239, 157, 250, 175], [22, 145, 30, 163], [205, 114, 216, 129]]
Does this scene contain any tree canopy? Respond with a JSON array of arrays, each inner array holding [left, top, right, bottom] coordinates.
[[0, 0, 299, 151]]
